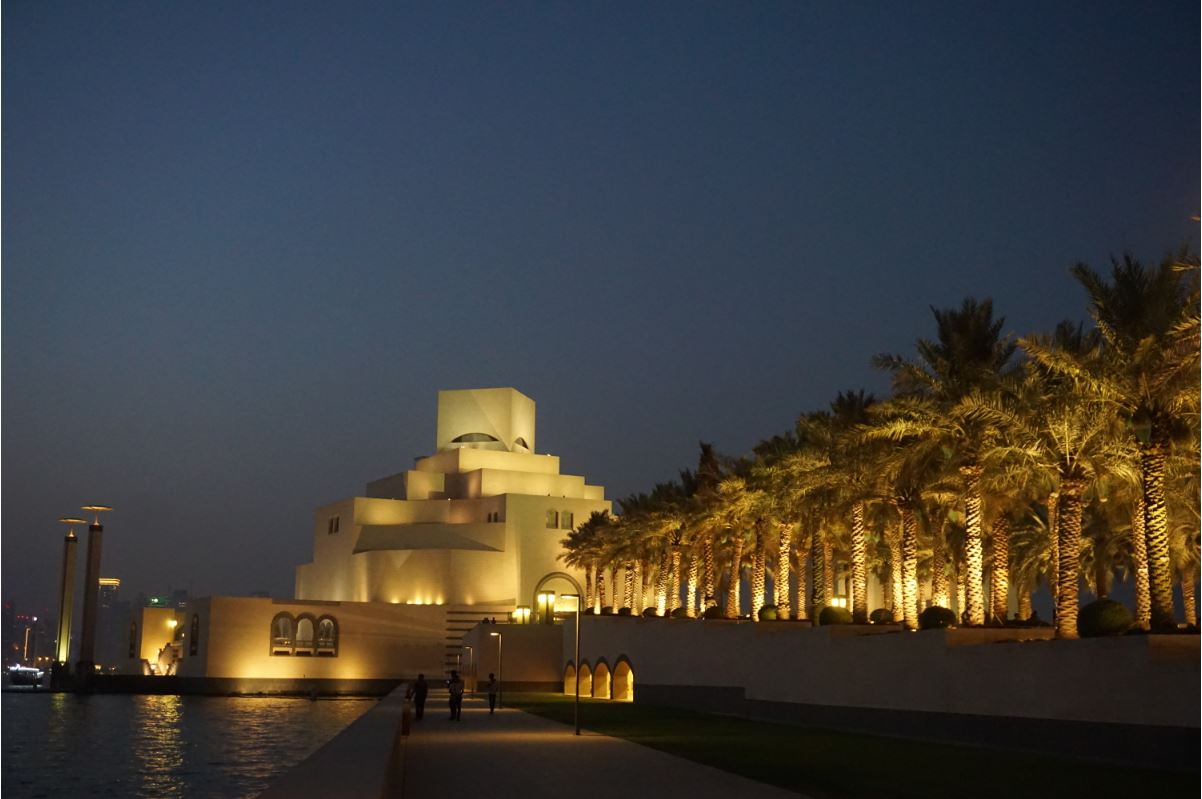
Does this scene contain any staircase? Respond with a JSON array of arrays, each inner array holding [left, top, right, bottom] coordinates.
[[443, 604, 513, 677]]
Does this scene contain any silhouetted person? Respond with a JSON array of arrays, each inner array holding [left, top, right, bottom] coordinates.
[[413, 673, 428, 720], [447, 670, 465, 720], [486, 672, 498, 714]]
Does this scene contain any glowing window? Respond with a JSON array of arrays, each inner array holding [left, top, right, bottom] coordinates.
[[295, 616, 316, 656], [560, 511, 574, 530], [271, 613, 295, 656], [546, 510, 558, 529], [316, 616, 338, 656]]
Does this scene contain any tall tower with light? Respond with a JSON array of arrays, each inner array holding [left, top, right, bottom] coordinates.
[[54, 517, 85, 667], [76, 504, 112, 677]]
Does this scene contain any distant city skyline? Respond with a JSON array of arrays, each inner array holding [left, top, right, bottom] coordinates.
[[3, 2, 1198, 611]]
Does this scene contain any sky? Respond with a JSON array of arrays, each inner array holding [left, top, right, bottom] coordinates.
[[3, 1, 1198, 614]]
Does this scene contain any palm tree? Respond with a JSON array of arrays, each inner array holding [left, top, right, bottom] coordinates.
[[875, 298, 1019, 625], [1027, 254, 1199, 629]]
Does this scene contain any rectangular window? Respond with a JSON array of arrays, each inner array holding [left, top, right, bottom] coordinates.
[[545, 510, 558, 528], [560, 511, 574, 530], [328, 515, 340, 534]]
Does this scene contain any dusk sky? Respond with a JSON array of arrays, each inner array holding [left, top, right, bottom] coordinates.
[[3, 1, 1198, 613]]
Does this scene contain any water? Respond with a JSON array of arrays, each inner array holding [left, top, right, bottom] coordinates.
[[1, 691, 373, 798]]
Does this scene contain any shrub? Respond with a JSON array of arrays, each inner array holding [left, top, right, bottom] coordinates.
[[919, 606, 957, 630], [617, 607, 632, 616], [757, 605, 779, 621], [583, 608, 596, 616], [669, 607, 690, 619], [869, 608, 895, 624], [702, 606, 726, 620], [600, 606, 614, 616], [641, 607, 659, 618], [1078, 599, 1133, 637], [818, 606, 853, 626]]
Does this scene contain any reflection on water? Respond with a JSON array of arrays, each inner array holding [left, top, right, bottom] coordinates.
[[2, 692, 372, 799]]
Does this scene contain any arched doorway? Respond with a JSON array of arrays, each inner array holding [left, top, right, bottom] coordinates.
[[579, 663, 594, 697], [593, 660, 611, 699], [532, 572, 585, 623], [613, 658, 634, 702], [563, 663, 577, 695]]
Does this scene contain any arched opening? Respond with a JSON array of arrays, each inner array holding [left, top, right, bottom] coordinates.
[[579, 663, 594, 697], [316, 616, 338, 656], [512, 437, 530, 453], [613, 658, 635, 702], [294, 615, 316, 655], [270, 613, 295, 656], [563, 663, 577, 695], [532, 572, 584, 619], [593, 660, 612, 700]]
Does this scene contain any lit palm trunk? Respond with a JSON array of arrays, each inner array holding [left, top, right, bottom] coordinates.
[[623, 562, 635, 609], [1047, 492, 1060, 608], [1018, 590, 1032, 621], [669, 547, 682, 613], [1140, 435, 1175, 630], [990, 516, 1009, 624], [586, 565, 595, 611], [1055, 482, 1085, 639], [887, 525, 903, 620], [931, 525, 949, 609], [752, 526, 766, 615], [726, 534, 744, 618], [687, 550, 700, 616], [899, 503, 919, 631], [961, 466, 985, 625], [1182, 573, 1198, 628], [795, 534, 811, 620], [703, 538, 715, 610], [822, 537, 835, 605], [632, 560, 644, 613], [810, 529, 825, 616], [851, 502, 868, 624], [776, 525, 792, 611], [1131, 494, 1151, 629], [656, 553, 669, 615], [597, 565, 607, 612]]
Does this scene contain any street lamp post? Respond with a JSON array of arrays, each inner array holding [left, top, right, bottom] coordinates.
[[563, 593, 581, 735], [465, 645, 474, 693], [489, 631, 502, 709]]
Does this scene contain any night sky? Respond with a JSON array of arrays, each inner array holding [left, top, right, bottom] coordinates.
[[3, 2, 1198, 613]]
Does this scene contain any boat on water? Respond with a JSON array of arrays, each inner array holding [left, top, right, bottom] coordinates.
[[6, 665, 46, 687]]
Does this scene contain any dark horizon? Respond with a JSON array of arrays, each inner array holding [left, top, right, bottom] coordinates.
[[3, 2, 1198, 612]]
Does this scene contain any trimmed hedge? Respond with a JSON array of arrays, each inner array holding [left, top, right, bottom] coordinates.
[[617, 607, 632, 616], [919, 606, 957, 630], [702, 606, 726, 620], [818, 606, 853, 626], [642, 607, 659, 618], [758, 605, 779, 621], [670, 607, 690, 619], [600, 606, 614, 616], [869, 608, 895, 624], [1078, 598, 1133, 637]]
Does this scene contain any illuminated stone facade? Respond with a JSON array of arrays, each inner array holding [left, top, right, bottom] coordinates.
[[296, 387, 609, 612]]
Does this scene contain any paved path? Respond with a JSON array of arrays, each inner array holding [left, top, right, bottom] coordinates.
[[396, 692, 806, 798]]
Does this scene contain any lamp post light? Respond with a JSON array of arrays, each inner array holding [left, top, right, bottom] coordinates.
[[77, 505, 112, 678], [562, 593, 581, 735], [489, 631, 502, 709], [55, 517, 86, 670], [465, 644, 474, 693]]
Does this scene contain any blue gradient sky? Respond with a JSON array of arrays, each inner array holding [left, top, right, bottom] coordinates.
[[3, 1, 1198, 611]]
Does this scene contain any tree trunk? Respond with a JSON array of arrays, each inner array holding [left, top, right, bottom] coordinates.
[[1182, 571, 1198, 628], [752, 524, 766, 615], [1018, 590, 1032, 621], [1055, 483, 1085, 639], [703, 538, 716, 608], [656, 553, 669, 615], [726, 534, 744, 618], [795, 532, 811, 620], [1140, 432, 1176, 630], [810, 529, 825, 617], [991, 516, 1010, 624], [687, 549, 700, 617], [961, 465, 985, 625], [851, 502, 868, 623], [776, 525, 792, 611], [1131, 492, 1151, 629], [822, 536, 835, 605], [887, 524, 903, 620], [931, 523, 949, 609], [632, 561, 644, 613], [899, 503, 919, 631], [597, 565, 608, 611], [669, 547, 682, 613], [1047, 491, 1060, 606], [585, 564, 595, 611]]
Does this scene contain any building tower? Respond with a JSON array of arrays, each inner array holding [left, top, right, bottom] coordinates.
[[54, 517, 85, 667], [76, 505, 112, 676]]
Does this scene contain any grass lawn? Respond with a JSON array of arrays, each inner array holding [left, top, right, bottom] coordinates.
[[506, 692, 1197, 799]]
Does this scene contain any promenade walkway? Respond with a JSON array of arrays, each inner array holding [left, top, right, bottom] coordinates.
[[396, 692, 806, 798]]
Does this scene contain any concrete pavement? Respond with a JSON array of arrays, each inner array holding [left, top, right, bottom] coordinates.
[[395, 692, 807, 798]]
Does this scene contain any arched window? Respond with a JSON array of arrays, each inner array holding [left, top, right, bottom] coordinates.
[[295, 615, 316, 656], [189, 614, 200, 656], [452, 433, 500, 443], [316, 616, 338, 656], [271, 613, 295, 656]]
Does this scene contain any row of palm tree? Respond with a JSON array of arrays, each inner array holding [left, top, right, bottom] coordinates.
[[562, 251, 1200, 638]]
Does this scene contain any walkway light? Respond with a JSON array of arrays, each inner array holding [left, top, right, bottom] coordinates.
[[489, 631, 502, 709]]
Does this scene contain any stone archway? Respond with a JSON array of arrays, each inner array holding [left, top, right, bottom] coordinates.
[[593, 659, 611, 699], [613, 657, 634, 702], [563, 662, 577, 695], [579, 662, 594, 697], [532, 571, 585, 621]]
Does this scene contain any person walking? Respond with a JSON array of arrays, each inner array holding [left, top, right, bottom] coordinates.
[[486, 672, 499, 714], [413, 673, 428, 720], [447, 670, 465, 720]]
